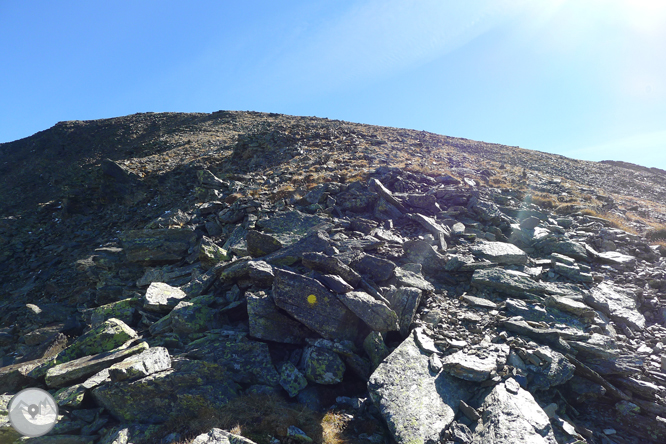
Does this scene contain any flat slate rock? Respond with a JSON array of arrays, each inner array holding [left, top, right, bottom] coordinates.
[[471, 241, 528, 265], [272, 269, 360, 342], [256, 210, 331, 245], [119, 228, 197, 264], [471, 268, 549, 297], [394, 266, 435, 292], [108, 346, 172, 382], [441, 344, 509, 382], [472, 378, 557, 444], [597, 251, 637, 268], [45, 341, 148, 388], [585, 282, 645, 330], [368, 331, 472, 444]]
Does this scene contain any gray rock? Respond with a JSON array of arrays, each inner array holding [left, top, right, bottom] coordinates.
[[369, 178, 407, 213], [222, 225, 248, 256], [471, 268, 549, 297], [597, 251, 637, 269], [92, 359, 240, 424], [336, 291, 399, 332], [108, 347, 172, 382], [402, 240, 448, 276], [186, 335, 280, 386], [45, 342, 148, 388], [170, 296, 218, 334], [363, 331, 390, 369], [472, 378, 557, 444], [256, 210, 331, 245], [319, 274, 354, 293], [302, 252, 362, 287], [246, 229, 283, 257], [217, 259, 275, 287], [263, 231, 336, 266], [350, 253, 396, 282], [471, 241, 528, 265], [536, 238, 588, 261], [393, 266, 435, 292], [119, 228, 197, 264], [246, 290, 315, 344], [143, 282, 187, 313], [190, 428, 258, 444], [408, 213, 450, 237], [31, 319, 138, 379], [272, 269, 360, 341], [368, 332, 472, 444], [81, 298, 140, 327], [384, 286, 423, 337], [545, 295, 596, 318], [524, 346, 575, 391], [585, 282, 645, 330], [302, 346, 346, 385], [520, 216, 541, 230], [460, 294, 498, 309], [441, 343, 509, 382]]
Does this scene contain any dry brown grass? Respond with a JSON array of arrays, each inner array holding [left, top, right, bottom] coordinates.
[[157, 393, 355, 444]]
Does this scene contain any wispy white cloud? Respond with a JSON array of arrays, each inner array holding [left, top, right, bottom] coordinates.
[[265, 0, 530, 94], [561, 130, 666, 169]]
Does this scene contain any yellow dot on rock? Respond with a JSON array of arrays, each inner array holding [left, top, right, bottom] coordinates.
[[307, 294, 317, 305]]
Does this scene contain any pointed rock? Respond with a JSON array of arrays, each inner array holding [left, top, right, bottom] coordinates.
[[471, 378, 557, 443], [336, 291, 399, 332]]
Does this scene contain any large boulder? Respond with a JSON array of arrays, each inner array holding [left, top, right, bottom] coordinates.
[[368, 331, 472, 444], [92, 359, 240, 424], [143, 282, 187, 313], [272, 269, 360, 341], [247, 291, 315, 344], [185, 335, 280, 386]]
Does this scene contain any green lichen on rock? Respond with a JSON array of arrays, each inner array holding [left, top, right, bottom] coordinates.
[[199, 236, 230, 269], [30, 319, 138, 379], [278, 361, 308, 397], [54, 383, 87, 408], [81, 298, 140, 327], [363, 331, 390, 370], [368, 331, 473, 444], [170, 295, 218, 334], [302, 346, 346, 385], [92, 359, 240, 424]]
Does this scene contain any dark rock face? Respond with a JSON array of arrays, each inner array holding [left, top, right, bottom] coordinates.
[[271, 269, 360, 342], [1, 111, 666, 444]]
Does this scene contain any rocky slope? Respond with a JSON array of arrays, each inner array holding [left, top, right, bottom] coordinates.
[[1, 111, 666, 444]]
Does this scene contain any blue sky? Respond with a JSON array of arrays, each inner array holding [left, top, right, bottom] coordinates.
[[1, 0, 665, 169]]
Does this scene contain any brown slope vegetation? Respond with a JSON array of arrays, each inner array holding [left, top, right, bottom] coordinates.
[[1, 110, 665, 301]]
